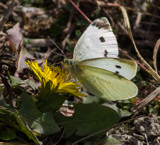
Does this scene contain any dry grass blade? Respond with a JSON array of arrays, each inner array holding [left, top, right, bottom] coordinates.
[[131, 86, 160, 116], [153, 39, 160, 73], [120, 6, 160, 82]]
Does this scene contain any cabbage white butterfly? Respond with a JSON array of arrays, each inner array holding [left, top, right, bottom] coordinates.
[[63, 17, 138, 101]]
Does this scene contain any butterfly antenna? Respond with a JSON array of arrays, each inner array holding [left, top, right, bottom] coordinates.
[[52, 51, 65, 57], [48, 37, 66, 58], [69, 0, 92, 23]]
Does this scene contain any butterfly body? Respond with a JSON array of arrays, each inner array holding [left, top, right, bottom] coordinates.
[[63, 17, 138, 101]]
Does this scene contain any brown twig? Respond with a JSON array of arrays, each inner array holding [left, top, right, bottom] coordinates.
[[131, 86, 160, 116], [69, 0, 92, 23], [0, 0, 18, 30]]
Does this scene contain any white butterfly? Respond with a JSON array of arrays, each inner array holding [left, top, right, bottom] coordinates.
[[73, 17, 119, 60], [63, 17, 138, 101]]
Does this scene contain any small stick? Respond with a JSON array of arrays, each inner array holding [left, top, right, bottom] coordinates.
[[69, 0, 92, 23]]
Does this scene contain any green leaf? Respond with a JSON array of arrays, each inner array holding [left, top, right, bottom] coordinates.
[[83, 95, 102, 104], [75, 30, 82, 38], [104, 136, 122, 145], [0, 92, 10, 108], [0, 107, 41, 144], [15, 112, 42, 145], [0, 92, 41, 144], [9, 75, 35, 90], [38, 94, 66, 113], [23, 79, 35, 90], [55, 103, 120, 137], [0, 128, 16, 141], [103, 103, 132, 118], [9, 75, 22, 86], [19, 91, 60, 135]]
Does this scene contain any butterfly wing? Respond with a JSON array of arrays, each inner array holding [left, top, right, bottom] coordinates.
[[79, 58, 137, 80], [73, 64, 138, 101], [73, 17, 119, 61]]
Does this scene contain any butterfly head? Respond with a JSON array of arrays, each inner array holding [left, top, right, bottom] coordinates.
[[63, 59, 79, 72]]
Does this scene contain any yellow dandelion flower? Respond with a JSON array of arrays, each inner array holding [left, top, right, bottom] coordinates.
[[26, 60, 85, 99]]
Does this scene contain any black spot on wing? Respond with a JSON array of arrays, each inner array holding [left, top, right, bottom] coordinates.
[[99, 36, 105, 42], [115, 71, 119, 75], [104, 50, 108, 57], [115, 65, 121, 69], [114, 71, 123, 79]]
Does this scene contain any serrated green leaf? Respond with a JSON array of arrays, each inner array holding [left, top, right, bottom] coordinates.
[[19, 91, 60, 135]]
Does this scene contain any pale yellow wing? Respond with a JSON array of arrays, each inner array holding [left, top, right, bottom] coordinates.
[[75, 64, 138, 101]]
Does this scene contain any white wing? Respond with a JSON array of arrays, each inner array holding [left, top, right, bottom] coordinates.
[[80, 58, 137, 80], [73, 17, 119, 61]]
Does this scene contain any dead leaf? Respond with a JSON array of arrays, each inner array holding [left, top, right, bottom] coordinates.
[[15, 45, 35, 75], [7, 23, 22, 53]]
